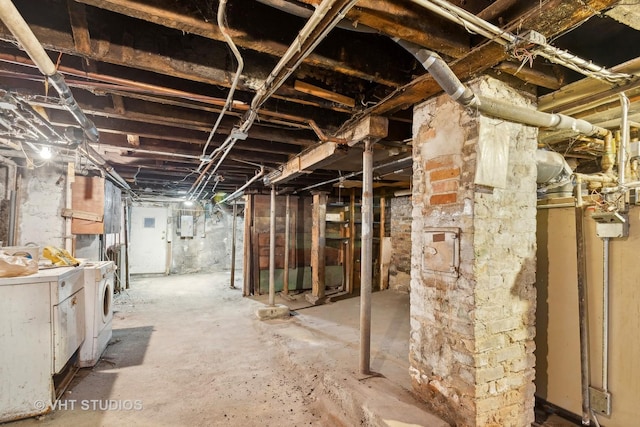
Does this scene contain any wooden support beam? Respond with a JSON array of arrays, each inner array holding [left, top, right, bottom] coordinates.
[[230, 201, 238, 289], [309, 191, 327, 303], [268, 186, 276, 306], [0, 25, 350, 114], [495, 61, 565, 90], [267, 142, 345, 185], [379, 196, 389, 290], [111, 94, 126, 115], [67, 0, 92, 55], [336, 115, 389, 147], [477, 0, 519, 22], [347, 188, 356, 294], [296, 0, 469, 58], [342, 0, 622, 120], [294, 80, 355, 108], [283, 195, 290, 296], [243, 194, 253, 296], [74, 0, 401, 87], [61, 208, 103, 222]]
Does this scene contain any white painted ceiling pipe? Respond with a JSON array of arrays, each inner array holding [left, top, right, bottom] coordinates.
[[395, 38, 609, 138]]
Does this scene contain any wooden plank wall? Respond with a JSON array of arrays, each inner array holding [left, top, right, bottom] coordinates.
[[247, 194, 342, 294]]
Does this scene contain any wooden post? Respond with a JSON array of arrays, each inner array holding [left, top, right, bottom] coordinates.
[[283, 195, 291, 296], [310, 191, 327, 302], [230, 200, 237, 289], [347, 188, 356, 294], [360, 139, 374, 375], [242, 194, 252, 296], [379, 196, 388, 290], [269, 186, 276, 306]]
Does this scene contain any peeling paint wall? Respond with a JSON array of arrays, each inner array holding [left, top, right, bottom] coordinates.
[[410, 76, 538, 427], [18, 164, 67, 249]]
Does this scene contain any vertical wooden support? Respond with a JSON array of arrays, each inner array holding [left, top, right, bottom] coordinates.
[[123, 199, 130, 289], [340, 200, 348, 292], [230, 201, 237, 289], [311, 191, 327, 301], [65, 163, 74, 253], [283, 195, 291, 296], [379, 196, 388, 290], [269, 186, 276, 306], [242, 194, 253, 296], [360, 139, 374, 375], [347, 188, 356, 294]]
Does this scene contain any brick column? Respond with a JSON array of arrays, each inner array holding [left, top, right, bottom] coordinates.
[[410, 76, 538, 426]]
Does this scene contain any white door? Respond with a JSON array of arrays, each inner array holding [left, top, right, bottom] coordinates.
[[129, 206, 168, 274]]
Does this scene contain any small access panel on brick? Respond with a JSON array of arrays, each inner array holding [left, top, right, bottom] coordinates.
[[423, 227, 460, 277]]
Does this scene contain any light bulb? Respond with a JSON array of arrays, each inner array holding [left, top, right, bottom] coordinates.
[[40, 146, 52, 159]]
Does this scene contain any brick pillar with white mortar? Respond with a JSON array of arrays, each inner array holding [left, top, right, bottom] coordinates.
[[409, 76, 538, 427]]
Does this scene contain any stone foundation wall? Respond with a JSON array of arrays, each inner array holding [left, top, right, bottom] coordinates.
[[410, 76, 537, 426], [390, 196, 412, 292]]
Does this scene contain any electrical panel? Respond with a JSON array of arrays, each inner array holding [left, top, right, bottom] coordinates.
[[180, 215, 194, 238]]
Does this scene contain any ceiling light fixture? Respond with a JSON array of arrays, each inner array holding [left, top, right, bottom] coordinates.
[[40, 146, 52, 159]]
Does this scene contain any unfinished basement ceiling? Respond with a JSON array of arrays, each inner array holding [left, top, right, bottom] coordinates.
[[0, 0, 639, 199]]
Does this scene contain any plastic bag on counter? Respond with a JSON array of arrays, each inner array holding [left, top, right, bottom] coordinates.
[[0, 250, 38, 277]]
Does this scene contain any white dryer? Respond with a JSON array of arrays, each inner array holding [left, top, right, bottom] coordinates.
[[79, 261, 115, 367]]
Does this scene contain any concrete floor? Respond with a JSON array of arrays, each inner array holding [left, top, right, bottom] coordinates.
[[5, 272, 580, 427], [7, 272, 444, 427]]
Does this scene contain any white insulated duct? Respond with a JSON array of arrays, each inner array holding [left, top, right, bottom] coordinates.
[[536, 150, 574, 199], [394, 38, 609, 138]]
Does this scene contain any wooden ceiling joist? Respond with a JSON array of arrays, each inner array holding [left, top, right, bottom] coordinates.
[[74, 0, 403, 87], [340, 0, 623, 125]]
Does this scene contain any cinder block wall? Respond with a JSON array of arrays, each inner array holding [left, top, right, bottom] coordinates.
[[390, 196, 412, 292], [410, 76, 538, 426]]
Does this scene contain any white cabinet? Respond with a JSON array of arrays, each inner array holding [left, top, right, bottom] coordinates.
[[0, 267, 85, 422]]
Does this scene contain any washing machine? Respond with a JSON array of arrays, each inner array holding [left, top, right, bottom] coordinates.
[[79, 261, 115, 367]]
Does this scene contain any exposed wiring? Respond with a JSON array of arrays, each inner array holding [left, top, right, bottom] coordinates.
[[410, 0, 631, 83], [199, 0, 245, 162], [189, 0, 359, 201]]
